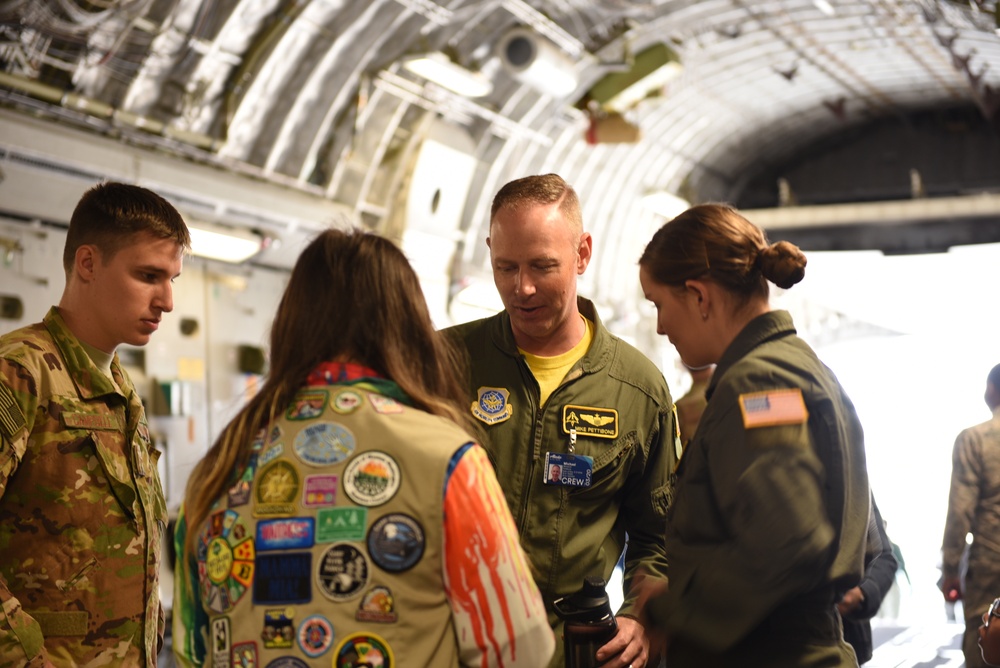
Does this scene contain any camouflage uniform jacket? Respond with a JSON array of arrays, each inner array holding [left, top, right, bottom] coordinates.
[[0, 307, 167, 667], [942, 405, 1000, 620]]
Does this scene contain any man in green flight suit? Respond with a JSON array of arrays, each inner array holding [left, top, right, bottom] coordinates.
[[0, 182, 190, 667], [446, 173, 677, 668]]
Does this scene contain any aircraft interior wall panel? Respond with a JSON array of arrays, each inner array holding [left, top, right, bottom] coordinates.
[[0, 220, 67, 327], [202, 265, 287, 456]]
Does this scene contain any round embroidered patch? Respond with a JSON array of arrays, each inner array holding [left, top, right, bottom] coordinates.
[[334, 632, 395, 667], [196, 509, 255, 613], [316, 543, 369, 602], [343, 451, 401, 507], [332, 389, 363, 414], [297, 614, 334, 658], [293, 422, 356, 467], [367, 513, 425, 573]]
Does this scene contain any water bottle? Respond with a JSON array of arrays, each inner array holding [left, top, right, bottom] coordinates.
[[553, 576, 618, 668]]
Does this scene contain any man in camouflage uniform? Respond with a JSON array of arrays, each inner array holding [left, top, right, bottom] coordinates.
[[0, 182, 189, 667], [941, 362, 1000, 668]]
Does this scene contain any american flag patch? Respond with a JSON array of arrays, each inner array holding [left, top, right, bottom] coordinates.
[[738, 388, 808, 428], [0, 383, 26, 438]]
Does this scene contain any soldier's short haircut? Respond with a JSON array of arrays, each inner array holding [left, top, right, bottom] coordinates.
[[63, 181, 191, 275], [490, 173, 583, 236]]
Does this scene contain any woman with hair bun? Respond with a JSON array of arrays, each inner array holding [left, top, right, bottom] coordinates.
[[636, 203, 870, 667]]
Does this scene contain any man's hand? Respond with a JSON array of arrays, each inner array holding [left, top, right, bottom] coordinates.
[[594, 615, 651, 668], [837, 586, 865, 616], [940, 575, 963, 602]]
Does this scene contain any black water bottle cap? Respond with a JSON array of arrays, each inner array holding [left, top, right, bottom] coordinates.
[[553, 576, 613, 623], [575, 576, 610, 609]]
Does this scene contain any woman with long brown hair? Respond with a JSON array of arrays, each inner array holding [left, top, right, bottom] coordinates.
[[172, 228, 553, 667], [636, 204, 870, 667]]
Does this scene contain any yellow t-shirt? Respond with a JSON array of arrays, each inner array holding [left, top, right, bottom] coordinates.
[[520, 316, 594, 406]]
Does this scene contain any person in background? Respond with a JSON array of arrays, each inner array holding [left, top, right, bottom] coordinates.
[[173, 228, 554, 667], [675, 364, 714, 448], [446, 173, 676, 668], [636, 203, 870, 667], [838, 494, 898, 664], [980, 597, 1000, 666], [940, 362, 1000, 668], [0, 181, 189, 667]]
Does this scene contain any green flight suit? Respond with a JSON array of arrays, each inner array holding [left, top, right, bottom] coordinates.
[[941, 404, 1000, 668], [447, 297, 677, 667], [646, 310, 869, 667], [0, 307, 166, 667]]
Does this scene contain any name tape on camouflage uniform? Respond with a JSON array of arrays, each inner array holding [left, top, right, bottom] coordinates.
[[63, 412, 121, 430], [738, 388, 808, 429]]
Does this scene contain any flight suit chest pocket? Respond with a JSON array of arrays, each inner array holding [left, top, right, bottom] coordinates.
[[568, 430, 636, 498]]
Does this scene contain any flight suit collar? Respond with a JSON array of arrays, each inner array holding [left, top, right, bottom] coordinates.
[[490, 297, 611, 373], [43, 306, 124, 401], [706, 310, 796, 401]]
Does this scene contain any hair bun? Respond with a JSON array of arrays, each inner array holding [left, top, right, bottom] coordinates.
[[758, 240, 806, 289]]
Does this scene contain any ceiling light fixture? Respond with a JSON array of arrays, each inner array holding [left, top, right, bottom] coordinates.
[[497, 27, 580, 98], [402, 52, 494, 98], [588, 43, 683, 113], [812, 0, 836, 16], [187, 221, 263, 264]]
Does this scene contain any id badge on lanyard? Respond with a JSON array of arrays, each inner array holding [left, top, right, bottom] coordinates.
[[543, 451, 593, 487]]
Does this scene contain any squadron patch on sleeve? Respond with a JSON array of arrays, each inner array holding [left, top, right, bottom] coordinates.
[[471, 387, 512, 425], [738, 388, 808, 429]]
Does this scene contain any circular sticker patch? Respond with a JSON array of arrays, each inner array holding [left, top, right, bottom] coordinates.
[[367, 513, 425, 573], [334, 632, 395, 667], [332, 389, 363, 414], [316, 543, 369, 602], [196, 509, 255, 613], [297, 614, 334, 658], [293, 422, 356, 467], [343, 451, 401, 507]]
